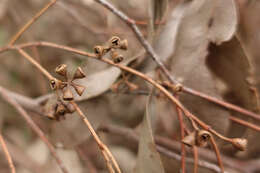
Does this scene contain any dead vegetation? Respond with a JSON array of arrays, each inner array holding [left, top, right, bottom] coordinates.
[[0, 0, 260, 173]]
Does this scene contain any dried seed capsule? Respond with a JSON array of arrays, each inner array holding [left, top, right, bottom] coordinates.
[[94, 45, 104, 58], [119, 39, 128, 50], [126, 81, 138, 91], [109, 36, 121, 48], [196, 130, 211, 147], [231, 138, 247, 151], [58, 82, 67, 90], [65, 103, 76, 113], [182, 132, 196, 147], [63, 87, 74, 101], [55, 64, 67, 77], [111, 50, 124, 63], [113, 55, 123, 63], [71, 82, 86, 96], [56, 103, 66, 115], [73, 67, 86, 80], [50, 78, 60, 90]]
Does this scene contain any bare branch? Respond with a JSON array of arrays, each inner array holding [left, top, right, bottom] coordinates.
[[0, 133, 16, 173], [0, 86, 69, 173]]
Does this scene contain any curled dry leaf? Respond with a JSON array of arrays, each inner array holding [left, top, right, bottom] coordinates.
[[235, 1, 260, 157], [155, 0, 238, 134], [206, 38, 258, 148]]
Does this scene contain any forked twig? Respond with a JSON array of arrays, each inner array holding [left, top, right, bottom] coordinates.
[[0, 133, 16, 173]]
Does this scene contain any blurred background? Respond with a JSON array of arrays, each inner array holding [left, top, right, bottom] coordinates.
[[1, 0, 260, 173]]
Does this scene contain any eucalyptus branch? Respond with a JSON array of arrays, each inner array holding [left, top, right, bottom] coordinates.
[[92, 0, 260, 125], [0, 41, 248, 148], [0, 133, 16, 173]]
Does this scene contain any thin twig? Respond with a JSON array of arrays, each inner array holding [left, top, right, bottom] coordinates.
[[210, 137, 224, 173], [0, 133, 16, 173], [175, 102, 186, 173], [17, 48, 54, 81], [230, 116, 260, 132], [192, 146, 198, 173], [76, 146, 98, 173], [71, 102, 121, 173], [0, 86, 69, 173], [157, 146, 225, 173], [9, 0, 58, 45]]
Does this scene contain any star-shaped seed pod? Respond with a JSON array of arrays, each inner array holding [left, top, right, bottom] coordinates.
[[46, 65, 87, 120], [54, 64, 86, 101]]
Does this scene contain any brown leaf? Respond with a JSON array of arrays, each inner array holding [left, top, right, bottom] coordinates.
[[155, 0, 238, 134], [233, 1, 260, 157], [206, 37, 258, 143], [134, 91, 165, 173]]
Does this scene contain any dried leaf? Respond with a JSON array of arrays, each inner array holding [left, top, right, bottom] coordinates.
[[155, 0, 238, 62], [155, 0, 238, 134], [149, 0, 168, 32], [208, 0, 238, 44], [134, 91, 165, 173], [233, 1, 260, 157], [206, 37, 258, 140]]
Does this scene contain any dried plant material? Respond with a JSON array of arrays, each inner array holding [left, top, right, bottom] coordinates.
[[182, 130, 211, 147], [125, 81, 138, 91], [235, 1, 260, 157], [71, 83, 86, 96], [134, 92, 165, 173], [73, 67, 86, 80], [63, 87, 74, 101], [196, 130, 211, 147], [64, 102, 76, 113], [113, 54, 123, 63], [154, 0, 236, 134], [119, 39, 128, 50], [208, 0, 238, 44], [109, 36, 121, 48], [50, 79, 58, 90], [231, 138, 247, 151], [182, 132, 196, 147], [55, 64, 68, 77], [56, 103, 66, 115], [206, 37, 258, 151], [94, 45, 105, 58]]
